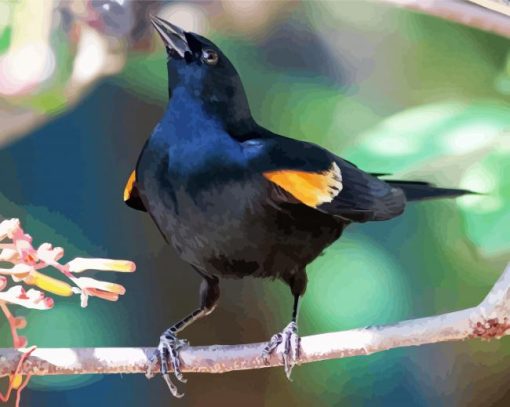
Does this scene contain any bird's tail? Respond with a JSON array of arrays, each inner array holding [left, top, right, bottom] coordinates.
[[385, 180, 475, 202]]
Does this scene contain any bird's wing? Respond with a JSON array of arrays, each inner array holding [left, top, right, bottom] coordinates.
[[251, 136, 405, 222], [123, 170, 147, 212]]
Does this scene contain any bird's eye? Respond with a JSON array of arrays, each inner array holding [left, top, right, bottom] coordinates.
[[202, 49, 219, 66]]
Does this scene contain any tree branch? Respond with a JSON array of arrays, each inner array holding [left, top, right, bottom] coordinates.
[[0, 263, 509, 376], [377, 0, 510, 38]]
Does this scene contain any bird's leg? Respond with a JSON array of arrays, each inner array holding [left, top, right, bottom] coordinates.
[[146, 275, 219, 398], [262, 271, 306, 379], [262, 294, 302, 379], [147, 309, 203, 392]]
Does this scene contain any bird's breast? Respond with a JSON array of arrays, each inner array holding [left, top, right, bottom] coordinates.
[[136, 120, 344, 280]]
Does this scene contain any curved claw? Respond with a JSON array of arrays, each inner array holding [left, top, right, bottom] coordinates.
[[146, 331, 189, 397], [262, 321, 301, 379], [283, 326, 300, 380], [163, 373, 184, 398], [145, 352, 159, 379]]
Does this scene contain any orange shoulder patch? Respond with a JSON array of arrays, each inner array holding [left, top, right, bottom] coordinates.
[[123, 170, 137, 202], [263, 162, 343, 208]]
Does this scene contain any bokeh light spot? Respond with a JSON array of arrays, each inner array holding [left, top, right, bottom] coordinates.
[[304, 237, 410, 331]]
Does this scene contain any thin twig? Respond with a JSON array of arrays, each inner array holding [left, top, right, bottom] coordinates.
[[0, 263, 508, 376], [377, 0, 510, 38], [0, 346, 35, 403]]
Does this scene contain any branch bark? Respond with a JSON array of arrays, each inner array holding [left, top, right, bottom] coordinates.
[[0, 263, 509, 376], [377, 0, 510, 38]]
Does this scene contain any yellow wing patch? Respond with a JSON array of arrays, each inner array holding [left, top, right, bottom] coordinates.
[[263, 162, 343, 208], [123, 170, 137, 202]]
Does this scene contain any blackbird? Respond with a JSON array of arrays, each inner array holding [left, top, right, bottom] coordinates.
[[124, 16, 473, 397]]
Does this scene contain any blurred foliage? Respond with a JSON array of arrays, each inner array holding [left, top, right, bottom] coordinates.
[[343, 102, 510, 257], [304, 237, 411, 329], [0, 0, 156, 148]]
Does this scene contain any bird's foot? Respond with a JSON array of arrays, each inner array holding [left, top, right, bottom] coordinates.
[[262, 321, 301, 379], [146, 328, 189, 398]]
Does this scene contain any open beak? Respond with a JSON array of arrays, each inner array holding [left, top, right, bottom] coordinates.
[[150, 16, 191, 58]]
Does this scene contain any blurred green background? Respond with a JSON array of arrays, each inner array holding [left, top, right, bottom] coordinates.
[[0, 0, 509, 405]]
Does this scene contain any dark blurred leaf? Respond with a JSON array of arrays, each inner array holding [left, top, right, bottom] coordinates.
[[116, 51, 167, 103]]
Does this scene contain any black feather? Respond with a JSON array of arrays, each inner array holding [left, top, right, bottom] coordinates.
[[385, 180, 474, 201]]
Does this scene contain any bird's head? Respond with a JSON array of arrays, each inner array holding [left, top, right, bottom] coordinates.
[[151, 16, 254, 131]]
